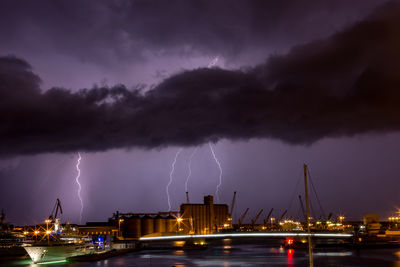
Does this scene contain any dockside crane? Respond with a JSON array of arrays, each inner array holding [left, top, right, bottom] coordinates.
[[251, 209, 263, 229], [230, 191, 236, 217], [278, 209, 287, 223], [228, 191, 237, 226], [263, 208, 274, 226], [238, 208, 249, 228], [48, 198, 63, 222]]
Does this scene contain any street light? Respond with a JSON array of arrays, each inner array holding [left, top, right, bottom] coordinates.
[[176, 217, 183, 233], [44, 219, 52, 244], [118, 219, 124, 237]]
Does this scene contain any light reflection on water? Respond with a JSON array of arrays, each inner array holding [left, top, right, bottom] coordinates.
[[173, 250, 185, 255], [395, 251, 400, 258], [8, 243, 400, 266], [313, 251, 353, 256], [104, 247, 400, 267]]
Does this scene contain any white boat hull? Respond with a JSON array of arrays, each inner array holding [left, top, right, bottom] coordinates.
[[24, 244, 92, 263]]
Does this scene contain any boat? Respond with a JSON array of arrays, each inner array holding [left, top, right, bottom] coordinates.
[[24, 199, 95, 263], [24, 240, 93, 263], [0, 210, 28, 260], [24, 220, 94, 263]]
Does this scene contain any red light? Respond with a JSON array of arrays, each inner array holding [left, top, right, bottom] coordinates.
[[286, 237, 294, 245], [287, 248, 294, 260]]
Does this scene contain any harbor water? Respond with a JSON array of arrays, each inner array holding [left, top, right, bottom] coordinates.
[[5, 242, 400, 266]]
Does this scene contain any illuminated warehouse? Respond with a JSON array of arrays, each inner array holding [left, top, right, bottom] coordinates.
[[180, 195, 230, 234], [109, 195, 230, 238]]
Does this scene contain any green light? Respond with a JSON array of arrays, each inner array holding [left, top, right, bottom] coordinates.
[[13, 259, 34, 265], [14, 258, 68, 265], [39, 260, 68, 265]]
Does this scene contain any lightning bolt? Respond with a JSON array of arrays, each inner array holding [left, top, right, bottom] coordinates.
[[209, 143, 222, 203], [207, 56, 219, 68], [168, 55, 220, 205], [75, 152, 83, 224], [167, 149, 182, 211], [185, 147, 198, 192]]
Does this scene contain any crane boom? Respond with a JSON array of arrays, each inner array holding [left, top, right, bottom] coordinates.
[[230, 191, 236, 216], [264, 208, 273, 225], [49, 198, 63, 221], [278, 210, 287, 222], [238, 208, 249, 226], [55, 198, 63, 218], [251, 209, 264, 226]]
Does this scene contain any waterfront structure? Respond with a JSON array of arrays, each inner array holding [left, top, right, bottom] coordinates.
[[109, 195, 230, 238], [180, 195, 230, 234], [363, 213, 381, 235], [78, 222, 118, 238]]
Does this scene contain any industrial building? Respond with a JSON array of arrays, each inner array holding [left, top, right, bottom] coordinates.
[[180, 195, 230, 234], [109, 210, 181, 239], [107, 195, 230, 239], [78, 222, 118, 237]]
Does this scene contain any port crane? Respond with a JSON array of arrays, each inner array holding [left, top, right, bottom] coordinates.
[[238, 208, 249, 227], [230, 191, 236, 218], [48, 198, 63, 222], [263, 208, 274, 226], [251, 209, 263, 229], [278, 210, 288, 223]]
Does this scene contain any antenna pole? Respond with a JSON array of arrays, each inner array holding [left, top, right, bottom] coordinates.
[[186, 192, 190, 204]]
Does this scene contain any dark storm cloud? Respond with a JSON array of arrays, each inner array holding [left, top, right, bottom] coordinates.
[[0, 0, 380, 65], [2, 1, 400, 156]]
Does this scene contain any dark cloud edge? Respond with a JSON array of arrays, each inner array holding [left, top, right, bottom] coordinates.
[[1, 1, 400, 156]]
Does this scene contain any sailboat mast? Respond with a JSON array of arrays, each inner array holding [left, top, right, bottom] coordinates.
[[304, 164, 314, 267]]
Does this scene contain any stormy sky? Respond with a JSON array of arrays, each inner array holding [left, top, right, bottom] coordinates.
[[1, 0, 400, 225]]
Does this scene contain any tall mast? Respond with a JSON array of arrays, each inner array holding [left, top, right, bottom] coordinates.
[[304, 164, 314, 267], [186, 191, 190, 204]]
